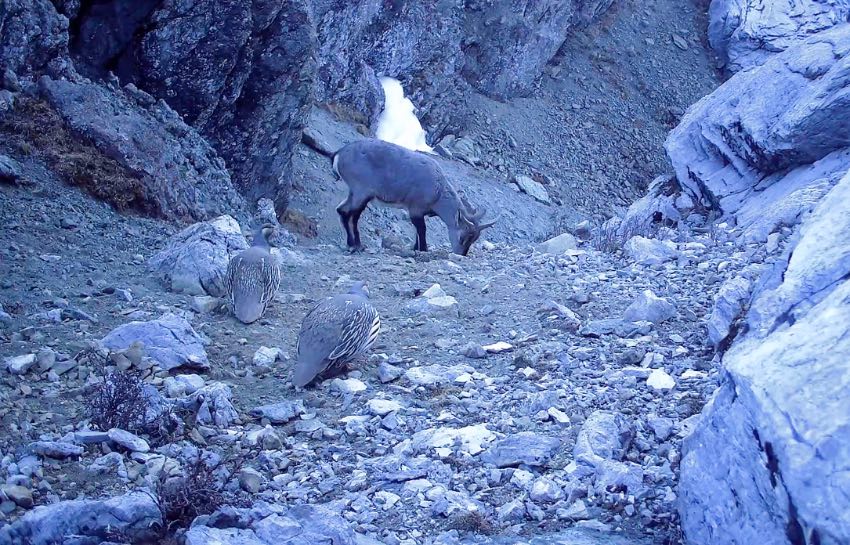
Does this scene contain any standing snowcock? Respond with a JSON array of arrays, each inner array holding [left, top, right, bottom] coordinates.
[[331, 138, 497, 256], [225, 224, 281, 324]]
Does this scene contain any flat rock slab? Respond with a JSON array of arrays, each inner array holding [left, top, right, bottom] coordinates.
[[250, 400, 306, 424], [0, 491, 160, 545], [481, 432, 562, 468], [100, 313, 209, 371]]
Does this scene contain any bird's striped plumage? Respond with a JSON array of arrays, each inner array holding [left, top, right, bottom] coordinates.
[[225, 225, 281, 324], [293, 282, 380, 387]]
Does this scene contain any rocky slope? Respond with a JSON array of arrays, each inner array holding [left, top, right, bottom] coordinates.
[[1, 0, 848, 545]]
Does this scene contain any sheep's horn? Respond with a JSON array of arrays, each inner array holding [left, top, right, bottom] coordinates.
[[476, 213, 499, 230]]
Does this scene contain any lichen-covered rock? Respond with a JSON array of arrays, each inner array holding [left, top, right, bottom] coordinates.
[[666, 25, 850, 226], [0, 0, 68, 77], [679, 172, 850, 545], [708, 0, 850, 73], [0, 491, 161, 545], [148, 215, 248, 297], [100, 313, 209, 371], [38, 77, 246, 221]]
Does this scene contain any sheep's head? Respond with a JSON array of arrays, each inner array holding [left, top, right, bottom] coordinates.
[[453, 194, 497, 256]]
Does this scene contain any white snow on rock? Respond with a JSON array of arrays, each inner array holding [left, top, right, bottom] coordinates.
[[375, 77, 433, 153]]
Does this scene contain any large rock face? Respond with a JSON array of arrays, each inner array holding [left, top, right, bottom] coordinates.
[[665, 24, 850, 240], [129, 0, 316, 213], [678, 171, 850, 545], [311, 0, 615, 130], [0, 0, 68, 76], [709, 0, 850, 73], [37, 77, 246, 221]]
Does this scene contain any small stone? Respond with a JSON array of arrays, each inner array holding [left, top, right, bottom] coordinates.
[[5, 354, 36, 375], [36, 349, 56, 371], [252, 346, 282, 367], [422, 284, 447, 299], [108, 428, 150, 453], [530, 478, 563, 503], [73, 431, 110, 445], [367, 399, 403, 416], [1, 485, 33, 508], [190, 295, 221, 314], [482, 341, 513, 353], [514, 174, 551, 204], [560, 499, 590, 520], [238, 468, 263, 493], [460, 343, 487, 359], [250, 400, 305, 424], [647, 368, 676, 390], [331, 378, 367, 394], [28, 441, 83, 459], [672, 34, 689, 50], [378, 361, 404, 383], [537, 233, 578, 254], [624, 289, 676, 323]]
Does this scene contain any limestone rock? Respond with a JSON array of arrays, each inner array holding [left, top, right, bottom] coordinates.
[[666, 25, 850, 231], [481, 432, 562, 468], [679, 172, 850, 545], [0, 491, 160, 545], [708, 0, 850, 73], [623, 290, 676, 323], [39, 77, 246, 221], [574, 411, 634, 467], [101, 313, 209, 371], [624, 236, 679, 265], [147, 215, 248, 297]]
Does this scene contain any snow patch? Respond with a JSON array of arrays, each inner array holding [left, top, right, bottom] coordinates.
[[375, 77, 434, 153]]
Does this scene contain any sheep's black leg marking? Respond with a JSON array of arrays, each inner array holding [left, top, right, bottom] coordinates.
[[411, 215, 427, 251], [350, 199, 371, 251], [336, 199, 355, 248]]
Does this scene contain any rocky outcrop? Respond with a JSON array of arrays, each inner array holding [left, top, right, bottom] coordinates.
[[0, 0, 68, 77], [311, 0, 615, 131], [679, 171, 850, 545], [665, 24, 850, 241], [708, 0, 850, 73], [0, 490, 161, 545], [37, 76, 246, 221], [128, 0, 316, 213]]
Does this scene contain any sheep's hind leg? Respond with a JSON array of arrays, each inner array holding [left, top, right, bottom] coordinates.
[[411, 215, 428, 251], [336, 195, 358, 250], [349, 199, 371, 252]]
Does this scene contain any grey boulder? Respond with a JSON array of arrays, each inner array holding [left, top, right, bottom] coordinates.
[[573, 411, 634, 467], [623, 289, 676, 324], [178, 382, 240, 427], [148, 215, 248, 297], [624, 236, 679, 265], [0, 491, 160, 545], [100, 313, 209, 371], [708, 0, 850, 73], [481, 432, 562, 468]]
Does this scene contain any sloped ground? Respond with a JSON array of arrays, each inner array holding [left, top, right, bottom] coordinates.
[[0, 145, 792, 544], [286, 0, 721, 248]]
